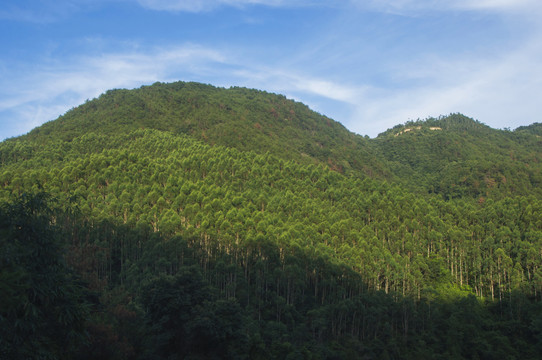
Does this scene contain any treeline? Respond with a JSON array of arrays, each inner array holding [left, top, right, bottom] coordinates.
[[22, 81, 389, 179], [15, 81, 542, 201], [0, 193, 88, 359]]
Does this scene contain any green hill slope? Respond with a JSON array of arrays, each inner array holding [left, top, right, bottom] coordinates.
[[515, 122, 542, 136], [18, 82, 541, 200], [23, 81, 390, 178], [1, 82, 542, 359], [374, 114, 542, 199]]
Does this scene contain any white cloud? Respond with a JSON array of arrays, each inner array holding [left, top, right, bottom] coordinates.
[[343, 33, 542, 136], [3, 20, 542, 140], [0, 44, 228, 139], [222, 65, 364, 106], [135, 0, 320, 12], [4, 33, 540, 140], [2, 0, 542, 140], [351, 0, 542, 15], [294, 79, 361, 103], [0, 0, 106, 23], [453, 0, 540, 11]]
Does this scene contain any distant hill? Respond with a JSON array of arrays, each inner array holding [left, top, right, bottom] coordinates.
[[374, 114, 542, 199], [515, 122, 542, 136]]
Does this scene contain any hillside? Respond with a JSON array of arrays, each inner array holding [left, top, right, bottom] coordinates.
[[16, 82, 542, 200], [374, 114, 542, 199], [515, 122, 542, 136], [23, 81, 391, 178], [1, 81, 542, 359]]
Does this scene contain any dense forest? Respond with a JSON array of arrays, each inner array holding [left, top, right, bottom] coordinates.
[[1, 81, 541, 359]]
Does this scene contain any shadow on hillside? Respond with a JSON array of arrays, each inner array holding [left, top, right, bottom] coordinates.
[[62, 214, 542, 360]]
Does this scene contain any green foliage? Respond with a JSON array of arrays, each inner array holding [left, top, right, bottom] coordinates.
[[20, 81, 390, 179], [375, 114, 542, 199], [0, 193, 88, 360], [140, 267, 248, 359], [1, 81, 541, 358]]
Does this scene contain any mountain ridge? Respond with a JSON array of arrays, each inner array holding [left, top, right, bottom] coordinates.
[[23, 81, 391, 178], [13, 80, 542, 199], [373, 114, 542, 198]]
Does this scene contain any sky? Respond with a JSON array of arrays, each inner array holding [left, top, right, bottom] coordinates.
[[1, 0, 542, 140]]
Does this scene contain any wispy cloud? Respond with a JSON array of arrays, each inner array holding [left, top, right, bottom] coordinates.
[[0, 0, 326, 20], [351, 0, 542, 15], [2, 30, 541, 140], [453, 0, 541, 11], [228, 12, 542, 137], [0, 44, 227, 139], [0, 0, 104, 23], [344, 33, 542, 136], [0, 36, 367, 139], [135, 0, 321, 12], [2, 0, 541, 140]]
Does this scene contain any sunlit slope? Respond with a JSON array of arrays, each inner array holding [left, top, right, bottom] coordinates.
[[1, 100, 541, 359], [7, 82, 542, 200], [1, 128, 540, 301], [374, 114, 542, 198], [23, 81, 390, 178]]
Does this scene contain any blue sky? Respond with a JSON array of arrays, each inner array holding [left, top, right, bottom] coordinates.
[[1, 0, 541, 140]]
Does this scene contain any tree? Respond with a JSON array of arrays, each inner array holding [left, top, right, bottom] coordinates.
[[139, 265, 248, 359], [0, 193, 88, 359]]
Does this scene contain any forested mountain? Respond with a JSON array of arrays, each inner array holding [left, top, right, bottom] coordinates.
[[19, 82, 542, 199], [515, 122, 542, 136], [22, 81, 391, 178], [1, 81, 541, 359], [374, 114, 542, 199]]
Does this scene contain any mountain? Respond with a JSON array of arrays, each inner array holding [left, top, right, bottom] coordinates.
[[19, 81, 542, 199], [515, 122, 542, 136], [1, 81, 541, 359], [23, 81, 391, 178], [374, 114, 542, 199]]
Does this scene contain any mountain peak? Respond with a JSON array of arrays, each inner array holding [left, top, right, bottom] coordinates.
[[377, 113, 491, 138], [22, 81, 389, 177]]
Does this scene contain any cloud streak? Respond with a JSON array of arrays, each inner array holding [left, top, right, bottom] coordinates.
[[135, 0, 322, 12], [1, 0, 541, 140], [2, 30, 541, 140], [0, 44, 228, 139], [350, 0, 542, 16], [134, 0, 542, 14], [344, 32, 542, 136], [0, 0, 106, 23]]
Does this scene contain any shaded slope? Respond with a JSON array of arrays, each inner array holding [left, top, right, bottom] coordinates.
[[1, 128, 541, 301]]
